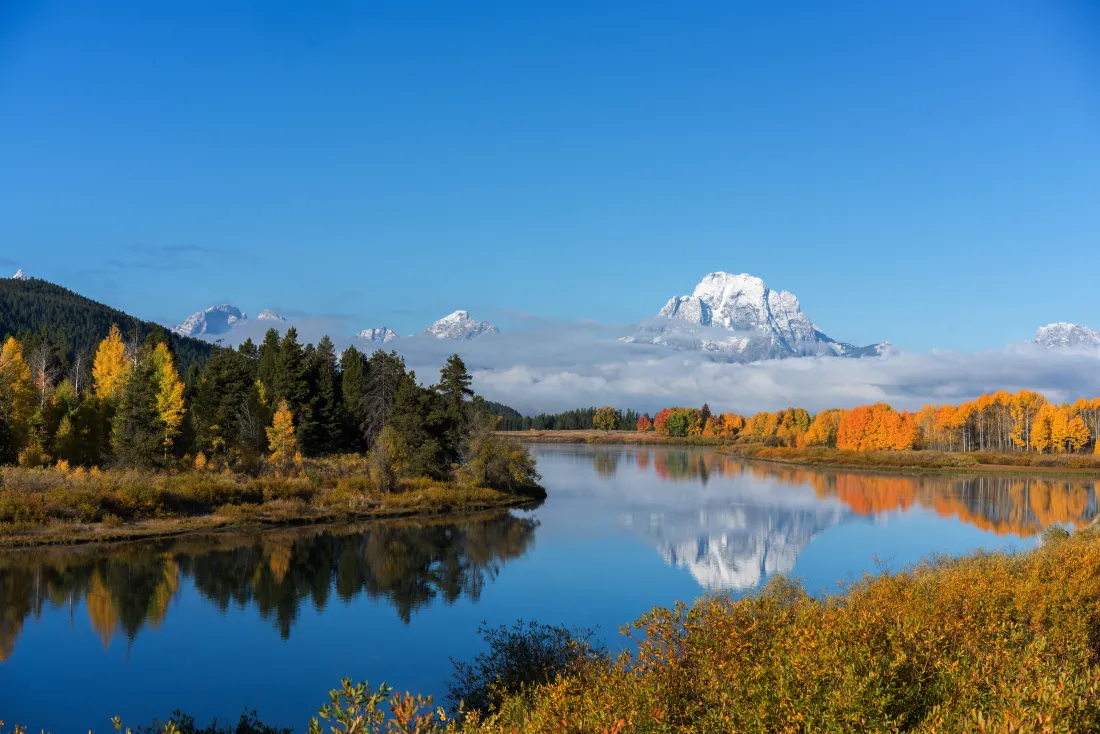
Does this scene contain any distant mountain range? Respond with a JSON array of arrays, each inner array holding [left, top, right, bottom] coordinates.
[[7, 267, 1100, 364], [172, 303, 501, 342], [621, 272, 890, 362]]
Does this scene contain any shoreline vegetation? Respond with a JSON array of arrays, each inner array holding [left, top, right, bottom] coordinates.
[[0, 457, 538, 549], [10, 525, 1100, 733], [0, 326, 543, 549]]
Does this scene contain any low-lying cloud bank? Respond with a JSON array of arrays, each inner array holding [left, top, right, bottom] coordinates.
[[213, 320, 1100, 415]]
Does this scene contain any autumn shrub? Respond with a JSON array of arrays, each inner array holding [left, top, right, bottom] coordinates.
[[462, 529, 1100, 733], [447, 621, 607, 716]]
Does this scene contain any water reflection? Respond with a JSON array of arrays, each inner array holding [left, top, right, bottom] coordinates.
[[557, 446, 1100, 589], [0, 511, 537, 661]]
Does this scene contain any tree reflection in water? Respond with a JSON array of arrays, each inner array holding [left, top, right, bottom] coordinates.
[[0, 510, 538, 660]]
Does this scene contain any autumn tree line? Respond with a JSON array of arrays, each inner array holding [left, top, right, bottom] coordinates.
[[626, 390, 1100, 454], [0, 325, 538, 490]]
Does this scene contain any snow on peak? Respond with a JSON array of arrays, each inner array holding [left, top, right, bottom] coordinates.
[[172, 304, 246, 337], [1035, 322, 1100, 349], [628, 271, 886, 363], [256, 309, 286, 322], [357, 327, 399, 343], [11, 269, 29, 281], [425, 310, 500, 340]]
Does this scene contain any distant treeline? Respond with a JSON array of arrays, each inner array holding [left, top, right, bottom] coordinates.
[[483, 401, 641, 431]]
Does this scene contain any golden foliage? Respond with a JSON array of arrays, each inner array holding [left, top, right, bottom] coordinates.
[[151, 343, 186, 452], [92, 324, 130, 400], [266, 399, 297, 466]]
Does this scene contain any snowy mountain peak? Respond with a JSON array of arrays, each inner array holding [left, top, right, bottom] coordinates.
[[172, 305, 246, 337], [425, 310, 500, 340], [256, 309, 286, 322], [11, 269, 29, 281], [1035, 322, 1100, 349], [629, 271, 886, 363], [357, 327, 399, 343]]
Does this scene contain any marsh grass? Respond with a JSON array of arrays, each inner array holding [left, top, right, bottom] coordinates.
[[0, 455, 533, 546]]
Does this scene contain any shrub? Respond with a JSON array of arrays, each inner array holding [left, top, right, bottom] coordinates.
[[448, 621, 607, 716]]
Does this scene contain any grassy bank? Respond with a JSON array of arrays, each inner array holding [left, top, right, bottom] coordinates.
[[0, 455, 540, 548], [18, 526, 1100, 733], [501, 429, 723, 446], [723, 444, 1100, 475]]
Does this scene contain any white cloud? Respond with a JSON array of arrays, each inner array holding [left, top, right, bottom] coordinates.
[[205, 318, 1100, 415]]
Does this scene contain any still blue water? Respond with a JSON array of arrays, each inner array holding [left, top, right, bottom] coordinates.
[[3, 444, 1096, 731]]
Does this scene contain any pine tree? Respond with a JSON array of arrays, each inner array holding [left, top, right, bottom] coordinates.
[[92, 325, 131, 401], [340, 345, 368, 451], [112, 354, 163, 468], [362, 350, 406, 447], [438, 354, 474, 423], [308, 335, 343, 455], [256, 328, 281, 397], [273, 327, 316, 454]]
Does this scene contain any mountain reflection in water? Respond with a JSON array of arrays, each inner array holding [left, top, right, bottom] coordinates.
[[557, 446, 1100, 590], [0, 511, 537, 661]]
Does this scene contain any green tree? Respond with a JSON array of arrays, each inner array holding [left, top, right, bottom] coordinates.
[[339, 345, 368, 451], [111, 354, 162, 468], [437, 354, 474, 424], [362, 350, 406, 447], [308, 335, 343, 455], [256, 328, 281, 397], [274, 328, 316, 454]]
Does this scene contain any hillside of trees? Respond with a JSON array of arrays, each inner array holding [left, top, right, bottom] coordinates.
[[0, 277, 212, 374]]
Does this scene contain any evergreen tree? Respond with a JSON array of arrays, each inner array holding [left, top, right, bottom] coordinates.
[[340, 345, 368, 451], [111, 354, 162, 468], [237, 337, 259, 361], [362, 350, 406, 447], [273, 327, 317, 453], [190, 348, 256, 459], [438, 354, 474, 425], [256, 328, 281, 397], [388, 372, 453, 479], [308, 335, 343, 455]]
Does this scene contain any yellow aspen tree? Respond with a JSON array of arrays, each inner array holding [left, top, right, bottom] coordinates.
[[1065, 413, 1090, 453], [0, 336, 36, 449], [92, 325, 131, 400], [266, 399, 296, 467], [1009, 390, 1046, 451], [150, 343, 186, 456], [1031, 404, 1058, 453]]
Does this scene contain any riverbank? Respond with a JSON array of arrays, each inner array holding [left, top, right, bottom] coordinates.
[[0, 457, 541, 548], [500, 429, 723, 445], [721, 444, 1100, 475]]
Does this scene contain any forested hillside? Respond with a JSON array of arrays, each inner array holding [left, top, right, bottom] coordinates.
[[0, 277, 211, 372]]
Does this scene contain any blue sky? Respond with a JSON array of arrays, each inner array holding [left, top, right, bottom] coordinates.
[[1, 0, 1098, 351]]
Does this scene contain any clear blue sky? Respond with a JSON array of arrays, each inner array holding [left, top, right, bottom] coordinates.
[[1, 0, 1098, 350]]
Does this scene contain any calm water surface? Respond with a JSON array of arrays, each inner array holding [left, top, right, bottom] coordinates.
[[4, 444, 1098, 731]]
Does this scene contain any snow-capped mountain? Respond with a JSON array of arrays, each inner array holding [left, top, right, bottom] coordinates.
[[357, 327, 399, 343], [425, 310, 499, 340], [622, 272, 888, 362], [256, 309, 286, 322], [11, 269, 29, 281], [172, 305, 246, 337], [1034, 322, 1100, 349]]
